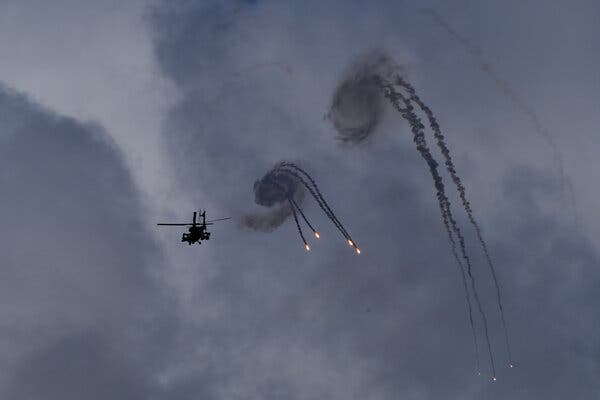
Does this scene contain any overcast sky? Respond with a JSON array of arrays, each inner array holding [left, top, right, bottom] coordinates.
[[1, 0, 599, 399]]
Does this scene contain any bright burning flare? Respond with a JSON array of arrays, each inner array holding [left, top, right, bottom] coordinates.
[[314, 232, 320, 239], [305, 244, 310, 251], [347, 239, 354, 246], [492, 377, 497, 382], [356, 248, 361, 254]]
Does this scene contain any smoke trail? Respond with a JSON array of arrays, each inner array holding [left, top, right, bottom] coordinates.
[[267, 171, 313, 250], [275, 165, 358, 250], [441, 196, 481, 374], [244, 162, 359, 253], [378, 79, 496, 377], [396, 76, 513, 365], [420, 8, 579, 225], [276, 162, 355, 243], [289, 197, 320, 239], [275, 166, 359, 253], [272, 165, 345, 234], [436, 173, 482, 374], [288, 198, 309, 250], [327, 52, 491, 374], [275, 164, 360, 253]]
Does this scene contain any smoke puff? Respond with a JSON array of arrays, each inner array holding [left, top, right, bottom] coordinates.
[[241, 164, 305, 232], [328, 50, 404, 144], [241, 202, 294, 232], [253, 171, 301, 207]]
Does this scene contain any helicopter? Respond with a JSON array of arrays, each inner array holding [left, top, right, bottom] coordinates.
[[157, 211, 231, 245]]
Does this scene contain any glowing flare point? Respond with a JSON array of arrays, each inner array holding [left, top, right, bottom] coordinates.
[[347, 239, 354, 246], [508, 363, 514, 368], [314, 232, 320, 239], [305, 244, 310, 251], [356, 248, 361, 254], [491, 377, 497, 382]]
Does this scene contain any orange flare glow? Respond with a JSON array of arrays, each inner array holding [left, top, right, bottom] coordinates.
[[356, 248, 361, 254], [305, 244, 310, 251], [314, 232, 320, 239], [347, 240, 354, 246]]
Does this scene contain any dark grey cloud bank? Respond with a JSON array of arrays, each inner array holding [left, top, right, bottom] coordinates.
[[148, 0, 600, 399], [0, 85, 180, 399]]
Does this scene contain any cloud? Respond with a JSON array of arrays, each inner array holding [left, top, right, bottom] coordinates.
[[4, 332, 150, 400], [0, 0, 178, 204], [1, 0, 599, 398], [0, 84, 172, 398]]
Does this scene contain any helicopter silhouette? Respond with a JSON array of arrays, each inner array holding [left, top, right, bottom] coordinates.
[[157, 211, 231, 245]]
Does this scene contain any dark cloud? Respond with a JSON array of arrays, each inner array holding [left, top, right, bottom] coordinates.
[[4, 332, 150, 400], [0, 85, 173, 398]]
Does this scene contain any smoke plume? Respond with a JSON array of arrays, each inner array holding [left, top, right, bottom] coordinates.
[[241, 164, 305, 232]]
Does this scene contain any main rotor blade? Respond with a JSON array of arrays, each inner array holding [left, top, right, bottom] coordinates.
[[205, 217, 231, 223], [157, 223, 194, 226]]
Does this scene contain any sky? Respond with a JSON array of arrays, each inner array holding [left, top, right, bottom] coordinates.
[[0, 0, 599, 399]]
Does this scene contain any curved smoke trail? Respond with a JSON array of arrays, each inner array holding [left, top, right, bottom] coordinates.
[[379, 79, 496, 377], [244, 162, 359, 253], [288, 197, 309, 250], [420, 8, 578, 228], [290, 197, 318, 236], [275, 162, 356, 245], [394, 76, 513, 365], [327, 51, 510, 378]]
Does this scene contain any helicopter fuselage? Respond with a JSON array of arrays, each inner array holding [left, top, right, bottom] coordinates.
[[182, 225, 211, 245]]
